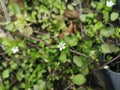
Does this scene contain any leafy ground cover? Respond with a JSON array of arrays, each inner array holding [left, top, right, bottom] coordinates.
[[0, 0, 120, 90]]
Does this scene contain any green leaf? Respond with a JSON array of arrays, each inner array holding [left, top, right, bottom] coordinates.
[[81, 67, 89, 75], [39, 42, 45, 48], [95, 21, 103, 30], [67, 4, 74, 10], [87, 13, 94, 18], [5, 22, 14, 31], [2, 37, 12, 46], [73, 55, 82, 67], [80, 14, 87, 22], [103, 11, 109, 22], [101, 44, 111, 53], [12, 87, 18, 90], [110, 45, 119, 53], [34, 81, 46, 90], [97, 3, 104, 10], [30, 51, 40, 59], [14, 14, 27, 30], [77, 86, 86, 90], [2, 69, 10, 79], [0, 83, 4, 90], [59, 51, 67, 63], [101, 44, 119, 54], [115, 28, 120, 38], [65, 35, 78, 46], [11, 2, 21, 14], [110, 12, 119, 21], [10, 61, 18, 70], [72, 74, 86, 85], [90, 1, 96, 8], [20, 26, 33, 36], [100, 28, 114, 37], [16, 69, 24, 81], [20, 83, 26, 88]]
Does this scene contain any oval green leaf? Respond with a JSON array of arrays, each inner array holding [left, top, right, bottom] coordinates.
[[34, 81, 46, 90], [20, 26, 33, 36], [2, 69, 10, 79], [110, 12, 119, 21], [73, 55, 82, 67], [72, 74, 86, 85], [101, 44, 111, 53]]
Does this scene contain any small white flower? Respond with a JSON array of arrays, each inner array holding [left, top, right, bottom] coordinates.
[[11, 47, 19, 54], [106, 1, 114, 7], [57, 42, 66, 51], [103, 65, 109, 69]]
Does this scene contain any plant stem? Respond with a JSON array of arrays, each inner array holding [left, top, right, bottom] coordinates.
[[70, 49, 92, 59], [78, 0, 85, 37], [90, 54, 120, 74], [64, 83, 74, 90], [102, 54, 120, 68], [0, 0, 11, 21], [78, 0, 82, 14], [0, 0, 14, 40]]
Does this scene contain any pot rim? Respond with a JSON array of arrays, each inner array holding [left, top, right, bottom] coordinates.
[[106, 68, 120, 75]]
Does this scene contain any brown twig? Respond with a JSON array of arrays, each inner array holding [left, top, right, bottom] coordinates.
[[86, 60, 95, 67], [10, 79, 17, 88], [80, 22, 85, 38], [90, 54, 120, 74], [0, 51, 6, 55], [27, 42, 40, 49], [102, 54, 120, 67], [64, 83, 74, 90], [29, 36, 42, 42], [33, 30, 46, 35], [70, 49, 92, 59], [78, 0, 82, 14], [78, 0, 85, 38]]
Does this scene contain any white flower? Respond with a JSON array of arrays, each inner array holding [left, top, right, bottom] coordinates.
[[106, 1, 114, 7], [57, 42, 66, 51], [11, 47, 19, 54], [103, 65, 109, 69]]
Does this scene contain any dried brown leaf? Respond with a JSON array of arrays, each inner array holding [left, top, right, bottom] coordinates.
[[13, 0, 24, 7], [59, 22, 77, 39], [64, 10, 80, 19]]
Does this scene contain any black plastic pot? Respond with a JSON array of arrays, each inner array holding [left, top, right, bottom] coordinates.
[[100, 53, 120, 90], [94, 43, 120, 90], [87, 51, 120, 89], [90, 53, 120, 90], [100, 0, 120, 88], [115, 0, 120, 9], [92, 69, 114, 90], [105, 69, 120, 90]]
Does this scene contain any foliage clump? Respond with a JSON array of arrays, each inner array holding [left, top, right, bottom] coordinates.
[[0, 0, 120, 90]]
